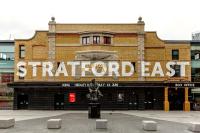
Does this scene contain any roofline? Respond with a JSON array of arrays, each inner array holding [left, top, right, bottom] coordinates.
[[145, 31, 165, 42], [15, 30, 48, 41], [55, 23, 143, 25], [191, 40, 200, 43], [164, 40, 190, 44], [0, 40, 14, 43], [146, 31, 191, 44]]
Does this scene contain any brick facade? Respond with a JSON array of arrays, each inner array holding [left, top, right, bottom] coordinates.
[[11, 17, 191, 111]]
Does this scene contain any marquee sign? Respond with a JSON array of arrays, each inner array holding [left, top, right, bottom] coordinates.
[[62, 83, 119, 87], [8, 81, 200, 89]]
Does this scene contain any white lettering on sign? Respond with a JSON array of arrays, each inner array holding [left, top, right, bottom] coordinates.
[[62, 83, 70, 87], [16, 61, 190, 78], [175, 83, 195, 87], [74, 83, 118, 87]]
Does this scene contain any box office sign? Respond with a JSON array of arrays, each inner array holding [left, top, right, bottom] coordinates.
[[174, 83, 195, 87]]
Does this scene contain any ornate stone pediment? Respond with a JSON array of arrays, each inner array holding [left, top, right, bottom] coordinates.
[[75, 50, 118, 60]]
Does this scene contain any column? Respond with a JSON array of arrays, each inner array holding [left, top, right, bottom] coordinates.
[[137, 17, 145, 81], [48, 17, 56, 81], [164, 87, 169, 111], [137, 32, 145, 81], [184, 87, 190, 111]]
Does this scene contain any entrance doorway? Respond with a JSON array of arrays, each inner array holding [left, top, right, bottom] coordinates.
[[144, 89, 154, 109], [54, 94, 64, 110], [169, 88, 184, 110], [129, 91, 139, 110], [17, 94, 29, 109]]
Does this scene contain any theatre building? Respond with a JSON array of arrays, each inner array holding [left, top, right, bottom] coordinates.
[[9, 17, 192, 111]]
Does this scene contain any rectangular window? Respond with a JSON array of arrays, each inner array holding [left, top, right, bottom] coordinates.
[[103, 36, 111, 44], [0, 53, 6, 60], [192, 68, 200, 82], [82, 36, 90, 45], [194, 53, 200, 60], [172, 50, 179, 60], [6, 53, 14, 60], [19, 45, 25, 59], [191, 50, 200, 60], [93, 36, 100, 44]]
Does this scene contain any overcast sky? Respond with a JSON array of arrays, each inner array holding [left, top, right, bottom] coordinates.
[[0, 0, 199, 40]]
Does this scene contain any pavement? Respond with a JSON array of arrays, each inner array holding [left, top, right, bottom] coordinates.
[[0, 110, 67, 121], [0, 110, 199, 133], [119, 111, 200, 124]]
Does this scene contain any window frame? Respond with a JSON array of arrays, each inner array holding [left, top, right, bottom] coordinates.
[[93, 36, 100, 44], [103, 36, 111, 44], [0, 52, 14, 61], [82, 36, 90, 45], [172, 49, 179, 60], [19, 45, 25, 59]]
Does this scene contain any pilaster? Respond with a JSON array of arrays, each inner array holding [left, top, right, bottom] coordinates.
[[164, 87, 169, 111], [184, 87, 190, 111], [137, 32, 145, 81], [48, 17, 56, 81]]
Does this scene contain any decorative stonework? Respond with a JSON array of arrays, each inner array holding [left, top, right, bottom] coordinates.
[[75, 50, 118, 60], [48, 17, 56, 81], [137, 32, 145, 81], [74, 50, 118, 79]]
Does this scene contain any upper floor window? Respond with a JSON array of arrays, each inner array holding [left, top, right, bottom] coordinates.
[[104, 36, 111, 44], [93, 36, 100, 44], [194, 53, 200, 60], [19, 45, 25, 59], [81, 34, 113, 45], [0, 52, 14, 61], [82, 36, 90, 45], [172, 50, 179, 60], [191, 50, 200, 60]]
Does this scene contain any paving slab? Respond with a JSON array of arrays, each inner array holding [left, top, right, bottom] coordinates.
[[0, 113, 192, 133]]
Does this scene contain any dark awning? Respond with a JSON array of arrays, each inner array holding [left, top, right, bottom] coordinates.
[[7, 81, 198, 89]]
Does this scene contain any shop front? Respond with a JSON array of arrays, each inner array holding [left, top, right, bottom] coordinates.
[[9, 81, 194, 111]]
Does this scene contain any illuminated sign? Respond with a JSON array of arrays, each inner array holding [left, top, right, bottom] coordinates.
[[69, 93, 76, 103]]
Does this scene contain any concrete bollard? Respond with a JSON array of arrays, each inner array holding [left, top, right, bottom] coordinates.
[[0, 118, 15, 129], [47, 119, 62, 129], [142, 120, 157, 131], [96, 119, 108, 129], [188, 122, 200, 132]]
